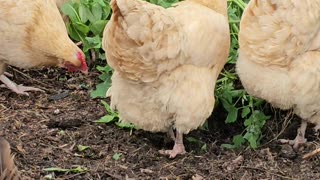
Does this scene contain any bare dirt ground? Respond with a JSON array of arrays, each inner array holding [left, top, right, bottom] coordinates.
[[1, 67, 320, 179]]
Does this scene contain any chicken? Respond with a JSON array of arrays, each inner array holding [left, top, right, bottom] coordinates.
[[0, 138, 21, 180], [0, 0, 88, 95], [103, 0, 230, 158], [236, 0, 320, 149]]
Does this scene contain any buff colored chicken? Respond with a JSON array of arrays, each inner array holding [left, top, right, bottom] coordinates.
[[0, 138, 21, 180], [0, 0, 88, 95], [236, 0, 320, 149], [103, 0, 230, 158]]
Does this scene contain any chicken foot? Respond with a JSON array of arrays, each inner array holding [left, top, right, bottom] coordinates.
[[4, 72, 13, 77], [314, 124, 320, 133], [0, 74, 44, 95], [279, 121, 307, 149], [159, 130, 186, 158]]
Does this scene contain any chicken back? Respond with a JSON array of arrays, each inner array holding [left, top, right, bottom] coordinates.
[[103, 0, 230, 158], [236, 0, 320, 149]]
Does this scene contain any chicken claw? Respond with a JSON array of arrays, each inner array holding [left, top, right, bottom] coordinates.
[[159, 143, 186, 158], [4, 72, 13, 77], [279, 121, 307, 149], [314, 124, 320, 133], [0, 74, 44, 95], [159, 131, 186, 158]]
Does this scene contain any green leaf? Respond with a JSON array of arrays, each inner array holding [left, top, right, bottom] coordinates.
[[225, 107, 238, 123], [220, 98, 232, 112], [241, 107, 250, 118], [89, 20, 108, 35], [115, 121, 135, 129], [244, 116, 253, 127], [61, 2, 80, 23], [244, 132, 258, 149], [66, 23, 83, 42], [83, 36, 102, 52], [253, 111, 270, 122], [80, 0, 89, 4], [112, 153, 122, 160], [96, 0, 107, 7], [92, 3, 103, 21], [90, 80, 111, 98], [201, 143, 207, 152], [58, 130, 65, 136], [77, 145, 90, 152], [96, 65, 112, 73], [79, 3, 89, 23], [95, 115, 117, 123], [102, 4, 111, 19], [101, 100, 112, 112], [221, 143, 235, 149], [232, 135, 245, 147], [186, 137, 201, 144], [73, 22, 90, 34]]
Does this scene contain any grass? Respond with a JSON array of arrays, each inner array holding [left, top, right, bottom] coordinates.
[[62, 0, 269, 149]]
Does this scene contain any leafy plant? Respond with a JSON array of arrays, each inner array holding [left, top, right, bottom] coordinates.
[[90, 65, 112, 98], [61, 0, 112, 98], [61, 0, 110, 53], [95, 100, 135, 129], [95, 100, 119, 124], [217, 0, 270, 149]]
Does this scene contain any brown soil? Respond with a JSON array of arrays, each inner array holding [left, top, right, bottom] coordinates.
[[1, 67, 320, 180]]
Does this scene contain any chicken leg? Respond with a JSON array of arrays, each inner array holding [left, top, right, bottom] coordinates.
[[167, 127, 175, 141], [314, 124, 320, 132], [160, 130, 186, 158], [279, 120, 307, 149], [0, 74, 44, 95]]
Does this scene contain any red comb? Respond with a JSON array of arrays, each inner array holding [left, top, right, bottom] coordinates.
[[77, 52, 88, 74]]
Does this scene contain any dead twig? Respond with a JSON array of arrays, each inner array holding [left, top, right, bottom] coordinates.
[[263, 110, 294, 146], [303, 148, 320, 160], [75, 41, 83, 46], [90, 49, 96, 62]]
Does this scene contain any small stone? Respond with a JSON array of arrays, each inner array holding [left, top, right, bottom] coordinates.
[[53, 109, 60, 114]]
